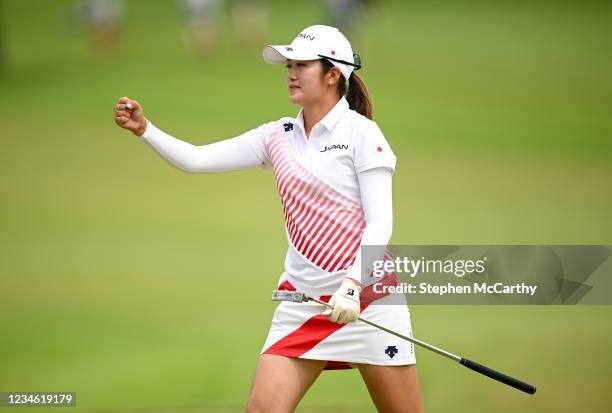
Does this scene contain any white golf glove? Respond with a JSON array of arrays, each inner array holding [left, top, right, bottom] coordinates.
[[321, 278, 362, 324]]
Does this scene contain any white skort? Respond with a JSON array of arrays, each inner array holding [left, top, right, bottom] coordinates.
[[260, 279, 416, 370]]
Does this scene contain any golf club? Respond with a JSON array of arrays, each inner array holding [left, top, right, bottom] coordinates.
[[271, 289, 537, 395]]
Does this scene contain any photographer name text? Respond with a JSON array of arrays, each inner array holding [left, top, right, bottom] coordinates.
[[373, 282, 538, 296]]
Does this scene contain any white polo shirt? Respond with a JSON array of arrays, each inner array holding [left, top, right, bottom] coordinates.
[[249, 96, 395, 197], [245, 96, 397, 296]]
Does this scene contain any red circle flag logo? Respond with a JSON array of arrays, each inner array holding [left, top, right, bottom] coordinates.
[[377, 146, 383, 152]]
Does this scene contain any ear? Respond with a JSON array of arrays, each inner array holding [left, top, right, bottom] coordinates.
[[326, 66, 342, 86]]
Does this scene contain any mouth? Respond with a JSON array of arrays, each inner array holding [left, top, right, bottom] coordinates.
[[288, 85, 300, 90]]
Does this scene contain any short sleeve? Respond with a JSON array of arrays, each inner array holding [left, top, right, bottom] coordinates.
[[353, 120, 397, 175], [245, 120, 277, 170]]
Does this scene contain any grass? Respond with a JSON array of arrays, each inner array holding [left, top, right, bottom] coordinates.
[[0, 0, 611, 412]]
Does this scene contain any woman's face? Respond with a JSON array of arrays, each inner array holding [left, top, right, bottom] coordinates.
[[286, 59, 337, 106]]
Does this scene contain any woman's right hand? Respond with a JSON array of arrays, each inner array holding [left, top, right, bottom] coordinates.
[[114, 96, 147, 136]]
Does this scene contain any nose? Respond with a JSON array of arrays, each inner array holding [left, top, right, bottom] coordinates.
[[287, 65, 298, 81]]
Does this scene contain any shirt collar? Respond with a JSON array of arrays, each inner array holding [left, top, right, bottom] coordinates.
[[295, 96, 350, 134]]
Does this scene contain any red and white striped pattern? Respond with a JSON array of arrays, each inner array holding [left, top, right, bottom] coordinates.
[[267, 127, 366, 272]]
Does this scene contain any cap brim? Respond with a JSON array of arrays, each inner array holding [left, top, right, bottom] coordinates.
[[263, 45, 320, 64]]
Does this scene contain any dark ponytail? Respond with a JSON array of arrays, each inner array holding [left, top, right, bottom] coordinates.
[[321, 59, 373, 120], [346, 73, 372, 120]]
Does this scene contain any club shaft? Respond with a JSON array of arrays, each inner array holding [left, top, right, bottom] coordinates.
[[307, 295, 536, 394], [308, 297, 461, 362], [359, 315, 462, 362]]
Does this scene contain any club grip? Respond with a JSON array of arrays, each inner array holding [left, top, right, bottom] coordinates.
[[460, 358, 536, 394]]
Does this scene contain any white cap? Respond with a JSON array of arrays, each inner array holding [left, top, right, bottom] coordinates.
[[263, 25, 360, 80]]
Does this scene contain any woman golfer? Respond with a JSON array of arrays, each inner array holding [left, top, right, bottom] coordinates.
[[114, 25, 424, 413]]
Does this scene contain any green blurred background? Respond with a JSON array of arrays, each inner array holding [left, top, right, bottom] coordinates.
[[1, 0, 611, 412]]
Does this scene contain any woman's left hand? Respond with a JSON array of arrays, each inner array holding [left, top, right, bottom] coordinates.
[[321, 278, 362, 324]]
